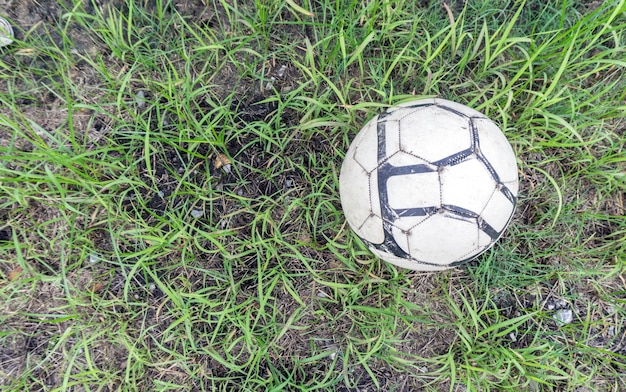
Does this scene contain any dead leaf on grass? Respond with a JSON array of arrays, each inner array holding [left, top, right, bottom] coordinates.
[[214, 153, 232, 173], [8, 266, 23, 281], [214, 153, 231, 169]]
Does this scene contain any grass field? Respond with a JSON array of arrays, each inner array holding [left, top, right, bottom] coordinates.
[[0, 0, 625, 390]]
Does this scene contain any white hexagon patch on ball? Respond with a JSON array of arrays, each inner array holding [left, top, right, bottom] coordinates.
[[339, 98, 519, 271]]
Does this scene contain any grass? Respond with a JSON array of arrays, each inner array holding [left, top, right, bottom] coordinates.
[[0, 0, 625, 390]]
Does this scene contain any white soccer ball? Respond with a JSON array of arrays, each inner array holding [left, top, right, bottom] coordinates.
[[0, 17, 14, 47], [339, 98, 519, 271]]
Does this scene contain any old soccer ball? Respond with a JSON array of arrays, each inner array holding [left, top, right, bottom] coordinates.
[[339, 98, 519, 271]]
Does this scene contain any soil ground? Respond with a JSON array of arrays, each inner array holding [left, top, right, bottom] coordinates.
[[0, 0, 624, 391]]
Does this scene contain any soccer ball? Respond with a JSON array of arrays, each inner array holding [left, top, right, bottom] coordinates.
[[339, 98, 519, 271]]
